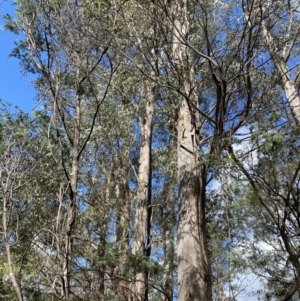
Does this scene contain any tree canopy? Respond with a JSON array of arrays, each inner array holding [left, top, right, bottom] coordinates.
[[1, 0, 300, 300]]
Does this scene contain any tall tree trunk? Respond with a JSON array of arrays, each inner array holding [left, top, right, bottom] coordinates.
[[131, 77, 155, 301], [116, 173, 130, 301], [57, 57, 82, 300], [172, 1, 212, 300], [260, 22, 300, 125], [243, 3, 300, 125], [162, 180, 175, 301], [97, 161, 114, 301], [63, 93, 80, 301]]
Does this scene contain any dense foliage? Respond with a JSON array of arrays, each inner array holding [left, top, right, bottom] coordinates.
[[1, 0, 300, 300]]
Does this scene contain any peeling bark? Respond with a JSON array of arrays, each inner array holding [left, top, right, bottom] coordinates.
[[172, 1, 212, 300], [177, 102, 211, 301]]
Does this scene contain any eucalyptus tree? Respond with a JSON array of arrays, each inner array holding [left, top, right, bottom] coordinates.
[[76, 91, 138, 300], [5, 0, 120, 299], [3, 0, 295, 300], [168, 1, 213, 298], [225, 0, 300, 298], [140, 0, 260, 299], [0, 104, 67, 300], [113, 2, 168, 299], [227, 100, 300, 300], [243, 0, 300, 125], [0, 107, 34, 301]]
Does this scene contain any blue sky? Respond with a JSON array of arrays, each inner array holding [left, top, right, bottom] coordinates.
[[0, 0, 35, 112]]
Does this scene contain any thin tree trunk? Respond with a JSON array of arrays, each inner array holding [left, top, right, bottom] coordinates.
[[243, 3, 300, 126], [260, 22, 300, 125], [172, 1, 212, 300], [98, 161, 114, 300], [60, 59, 82, 300], [63, 95, 80, 301], [1, 188, 23, 301], [131, 77, 155, 301], [116, 174, 130, 301], [162, 181, 175, 301], [0, 142, 24, 301], [222, 170, 233, 299]]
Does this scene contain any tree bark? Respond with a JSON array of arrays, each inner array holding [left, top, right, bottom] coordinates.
[[243, 1, 300, 126], [177, 105, 211, 301], [58, 55, 82, 300], [260, 22, 300, 125], [131, 77, 155, 301], [162, 180, 175, 301], [172, 1, 212, 300], [0, 138, 25, 301], [2, 189, 24, 301], [116, 174, 130, 301], [62, 94, 80, 301]]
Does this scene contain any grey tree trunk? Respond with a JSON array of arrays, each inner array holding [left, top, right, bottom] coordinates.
[[116, 174, 130, 301], [172, 1, 212, 300], [1, 183, 24, 301], [177, 102, 212, 301], [243, 2, 300, 126], [131, 77, 155, 301], [55, 54, 82, 300], [260, 22, 300, 125], [62, 92, 80, 301], [162, 180, 175, 301]]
